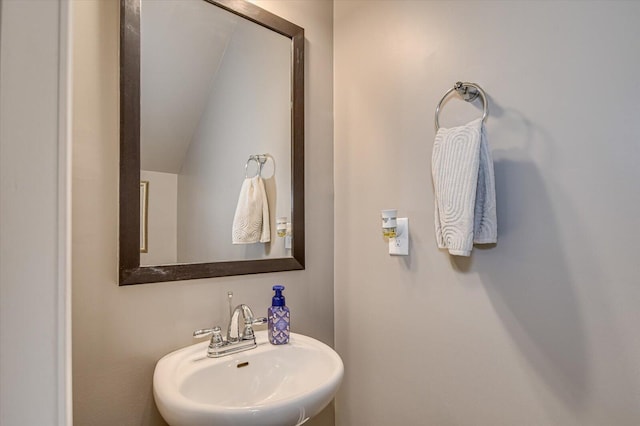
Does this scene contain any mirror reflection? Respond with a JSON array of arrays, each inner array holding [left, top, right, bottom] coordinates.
[[139, 0, 292, 266], [119, 0, 304, 285]]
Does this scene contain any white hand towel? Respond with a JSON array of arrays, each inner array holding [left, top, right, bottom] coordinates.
[[232, 176, 271, 244], [432, 118, 497, 256]]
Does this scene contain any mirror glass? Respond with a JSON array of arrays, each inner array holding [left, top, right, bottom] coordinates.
[[140, 0, 291, 265], [120, 0, 305, 284]]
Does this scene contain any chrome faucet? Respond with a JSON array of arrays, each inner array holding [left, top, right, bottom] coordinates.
[[193, 292, 267, 358]]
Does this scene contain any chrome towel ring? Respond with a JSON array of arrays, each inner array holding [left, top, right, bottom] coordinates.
[[245, 154, 268, 178], [435, 81, 488, 130]]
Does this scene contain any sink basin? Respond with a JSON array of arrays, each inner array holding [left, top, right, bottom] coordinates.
[[153, 330, 344, 426]]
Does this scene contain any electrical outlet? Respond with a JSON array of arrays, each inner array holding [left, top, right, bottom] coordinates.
[[389, 218, 409, 256]]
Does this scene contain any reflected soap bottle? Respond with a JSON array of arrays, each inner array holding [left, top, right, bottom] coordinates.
[[268, 285, 290, 345]]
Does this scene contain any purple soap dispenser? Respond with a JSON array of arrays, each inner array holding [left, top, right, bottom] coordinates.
[[268, 285, 290, 345]]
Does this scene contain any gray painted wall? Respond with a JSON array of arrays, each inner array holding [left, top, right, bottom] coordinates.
[[334, 1, 640, 425], [72, 0, 334, 424], [0, 0, 71, 425]]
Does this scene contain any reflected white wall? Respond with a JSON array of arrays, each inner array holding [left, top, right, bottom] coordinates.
[[177, 17, 291, 263]]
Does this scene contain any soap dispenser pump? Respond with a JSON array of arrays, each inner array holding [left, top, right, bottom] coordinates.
[[268, 285, 290, 345]]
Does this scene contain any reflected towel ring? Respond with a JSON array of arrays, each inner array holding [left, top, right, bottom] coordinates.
[[245, 154, 268, 178], [435, 81, 488, 130]]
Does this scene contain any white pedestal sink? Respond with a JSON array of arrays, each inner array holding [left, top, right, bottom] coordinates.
[[153, 330, 344, 426]]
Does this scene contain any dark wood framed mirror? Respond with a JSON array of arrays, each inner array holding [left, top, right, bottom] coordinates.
[[119, 0, 304, 285]]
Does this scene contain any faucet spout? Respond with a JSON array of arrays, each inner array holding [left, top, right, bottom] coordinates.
[[227, 304, 254, 342]]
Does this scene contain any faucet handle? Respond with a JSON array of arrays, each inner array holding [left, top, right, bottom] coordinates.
[[241, 317, 267, 341], [209, 326, 225, 348], [252, 317, 267, 326], [193, 328, 215, 338], [193, 325, 224, 344], [242, 317, 254, 340], [195, 326, 226, 355]]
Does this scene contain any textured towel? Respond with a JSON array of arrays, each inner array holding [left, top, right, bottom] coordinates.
[[432, 118, 497, 256], [232, 176, 270, 244]]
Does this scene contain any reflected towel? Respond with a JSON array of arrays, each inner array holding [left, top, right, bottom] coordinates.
[[232, 176, 270, 244], [432, 118, 497, 256]]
